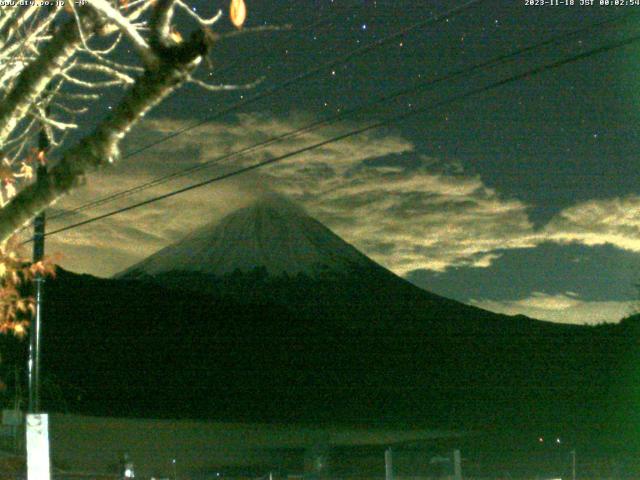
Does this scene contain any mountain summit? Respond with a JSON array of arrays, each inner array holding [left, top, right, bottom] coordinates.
[[118, 195, 373, 279]]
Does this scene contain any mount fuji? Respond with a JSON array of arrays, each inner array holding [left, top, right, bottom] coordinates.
[[118, 195, 373, 279], [2, 195, 635, 437], [115, 195, 507, 326]]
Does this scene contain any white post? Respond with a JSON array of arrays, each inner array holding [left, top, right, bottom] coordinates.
[[385, 447, 393, 480], [26, 413, 51, 480], [453, 449, 462, 480]]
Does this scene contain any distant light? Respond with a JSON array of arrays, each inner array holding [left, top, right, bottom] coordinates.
[[124, 468, 135, 478], [361, 23, 367, 30], [538, 437, 544, 443], [556, 437, 561, 444]]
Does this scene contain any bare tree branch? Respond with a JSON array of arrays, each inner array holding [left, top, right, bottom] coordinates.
[[86, 0, 157, 67], [0, 7, 61, 63], [0, 30, 213, 242], [71, 62, 136, 84], [150, 0, 178, 50], [59, 72, 129, 89], [0, 0, 284, 248], [0, 14, 99, 145], [175, 2, 223, 27], [0, 5, 39, 42], [188, 75, 264, 92], [31, 110, 78, 132]]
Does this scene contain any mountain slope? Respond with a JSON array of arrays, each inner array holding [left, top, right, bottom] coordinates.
[[26, 267, 633, 437], [117, 196, 562, 335], [0, 197, 635, 441]]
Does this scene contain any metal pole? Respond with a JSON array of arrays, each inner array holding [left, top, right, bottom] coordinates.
[[28, 125, 48, 414], [453, 449, 462, 480], [385, 447, 393, 480]]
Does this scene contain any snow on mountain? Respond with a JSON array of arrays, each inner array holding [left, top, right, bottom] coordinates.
[[117, 195, 374, 279]]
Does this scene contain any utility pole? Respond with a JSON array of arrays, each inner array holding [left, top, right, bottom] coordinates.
[[27, 6, 53, 413], [28, 124, 48, 414], [385, 447, 393, 480], [26, 16, 53, 480], [25, 118, 52, 480], [453, 449, 462, 480]]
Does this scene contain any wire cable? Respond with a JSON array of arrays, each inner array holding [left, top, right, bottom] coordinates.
[[46, 9, 640, 223], [35, 30, 640, 241], [17, 0, 488, 236], [112, 0, 486, 160]]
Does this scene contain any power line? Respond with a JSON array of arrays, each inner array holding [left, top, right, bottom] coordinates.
[[47, 10, 639, 223], [35, 4, 365, 224], [112, 0, 486, 160], [47, 0, 485, 222], [36, 30, 640, 241], [18, 0, 485, 235], [43, 31, 640, 237]]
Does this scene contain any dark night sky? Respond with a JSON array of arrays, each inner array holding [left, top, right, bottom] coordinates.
[[44, 1, 640, 324]]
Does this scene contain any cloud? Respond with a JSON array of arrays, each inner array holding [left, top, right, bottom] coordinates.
[[42, 114, 415, 276], [297, 156, 538, 273], [543, 196, 640, 252], [40, 112, 640, 325], [136, 117, 539, 274], [470, 292, 636, 325]]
